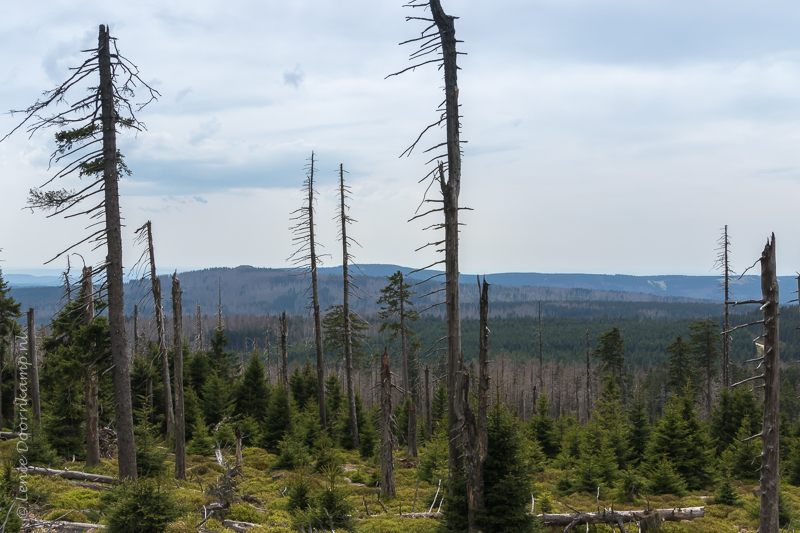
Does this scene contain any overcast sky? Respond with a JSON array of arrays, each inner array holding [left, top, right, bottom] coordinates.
[[2, 1, 800, 278]]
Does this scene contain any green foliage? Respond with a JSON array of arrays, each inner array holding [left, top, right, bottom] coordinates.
[[340, 391, 366, 450], [395, 396, 412, 447], [289, 363, 318, 412], [185, 416, 215, 457], [322, 305, 370, 368], [201, 371, 234, 426], [713, 479, 741, 506], [358, 406, 378, 460], [313, 431, 344, 473], [480, 400, 537, 532], [134, 393, 166, 478], [102, 479, 181, 533], [274, 433, 312, 471], [235, 351, 270, 421], [418, 424, 448, 484], [627, 394, 651, 466], [726, 416, 760, 481], [646, 457, 688, 496], [528, 393, 558, 459], [572, 420, 618, 493], [376, 271, 420, 345], [316, 464, 352, 528], [710, 388, 760, 455], [431, 383, 447, 430], [262, 387, 292, 452], [593, 326, 626, 382], [646, 393, 714, 491], [0, 493, 22, 533], [209, 326, 236, 378], [666, 334, 694, 394], [593, 376, 630, 469], [287, 476, 312, 512], [689, 317, 721, 399]]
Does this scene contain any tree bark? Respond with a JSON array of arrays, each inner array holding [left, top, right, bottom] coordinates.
[[27, 308, 41, 426], [132, 304, 139, 357], [172, 273, 186, 480], [424, 364, 432, 439], [380, 348, 395, 496], [585, 329, 591, 421], [280, 312, 290, 406], [145, 221, 174, 439], [307, 153, 326, 430], [759, 234, 779, 533], [541, 507, 705, 527], [722, 225, 731, 390], [99, 24, 136, 480], [83, 267, 100, 467], [400, 272, 409, 398], [340, 165, 359, 449], [21, 466, 115, 484], [408, 402, 418, 457], [428, 0, 463, 486]]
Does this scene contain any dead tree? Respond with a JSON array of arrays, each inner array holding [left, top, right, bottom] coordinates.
[[380, 348, 396, 496], [728, 234, 779, 532], [584, 330, 591, 422], [424, 364, 432, 438], [408, 402, 419, 457], [172, 272, 186, 480], [337, 164, 360, 448], [27, 308, 41, 425], [133, 221, 174, 439], [538, 302, 544, 397], [195, 303, 204, 352], [288, 152, 326, 429], [3, 25, 158, 479], [389, 0, 467, 494], [462, 278, 490, 530], [715, 225, 733, 389], [279, 311, 290, 406], [82, 267, 101, 467]]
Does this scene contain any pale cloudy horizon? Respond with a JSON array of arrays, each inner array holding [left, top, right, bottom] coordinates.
[[3, 1, 800, 277]]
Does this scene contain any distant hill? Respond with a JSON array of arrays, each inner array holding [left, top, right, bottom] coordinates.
[[9, 264, 727, 323]]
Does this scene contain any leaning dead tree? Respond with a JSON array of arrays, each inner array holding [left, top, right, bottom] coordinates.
[[3, 25, 158, 479], [336, 163, 360, 449], [715, 225, 734, 389], [172, 272, 186, 480], [133, 221, 175, 439], [728, 234, 779, 532], [388, 0, 469, 504], [288, 152, 326, 429]]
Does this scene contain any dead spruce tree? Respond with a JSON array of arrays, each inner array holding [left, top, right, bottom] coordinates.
[[336, 164, 360, 448], [82, 267, 101, 467], [380, 348, 396, 496], [27, 308, 42, 425], [3, 25, 158, 479], [389, 0, 470, 507], [133, 221, 175, 439], [728, 234, 779, 532], [288, 153, 326, 429], [715, 225, 734, 389], [280, 311, 290, 406], [172, 272, 186, 479]]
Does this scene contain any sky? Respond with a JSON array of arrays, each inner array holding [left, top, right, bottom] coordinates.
[[2, 1, 800, 278]]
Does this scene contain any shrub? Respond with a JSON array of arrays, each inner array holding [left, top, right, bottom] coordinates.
[[102, 480, 181, 533], [287, 477, 312, 512]]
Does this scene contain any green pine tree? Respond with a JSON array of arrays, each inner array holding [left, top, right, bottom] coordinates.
[[290, 363, 318, 411], [627, 394, 651, 466], [593, 326, 626, 386], [261, 386, 292, 453], [666, 334, 694, 394], [431, 382, 448, 429], [234, 350, 270, 421], [201, 371, 234, 426], [529, 392, 559, 459]]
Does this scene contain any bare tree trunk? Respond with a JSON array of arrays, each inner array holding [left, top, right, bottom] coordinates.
[[380, 348, 395, 496], [235, 426, 243, 470], [722, 225, 731, 390], [280, 312, 289, 406], [759, 234, 779, 533], [195, 303, 203, 352], [27, 309, 41, 426], [339, 165, 359, 449], [408, 403, 418, 457], [464, 278, 490, 532], [133, 304, 139, 357], [585, 329, 591, 421], [424, 364, 432, 439], [427, 0, 464, 486], [100, 25, 136, 479], [306, 154, 326, 430], [172, 273, 186, 480], [145, 221, 174, 439], [83, 268, 100, 467], [400, 272, 409, 397], [538, 302, 543, 395]]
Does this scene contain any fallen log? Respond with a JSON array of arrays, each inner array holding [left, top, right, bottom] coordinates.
[[23, 519, 105, 532], [0, 432, 20, 440], [18, 467, 115, 484], [400, 512, 443, 519], [222, 520, 258, 532], [69, 481, 110, 491], [541, 506, 704, 528]]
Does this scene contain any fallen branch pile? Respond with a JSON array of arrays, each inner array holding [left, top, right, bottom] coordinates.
[[541, 506, 704, 532]]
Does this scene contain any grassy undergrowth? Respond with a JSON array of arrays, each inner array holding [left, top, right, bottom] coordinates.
[[3, 435, 796, 533]]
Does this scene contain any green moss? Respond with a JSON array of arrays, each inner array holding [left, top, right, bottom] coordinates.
[[43, 509, 90, 523], [351, 517, 438, 533]]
